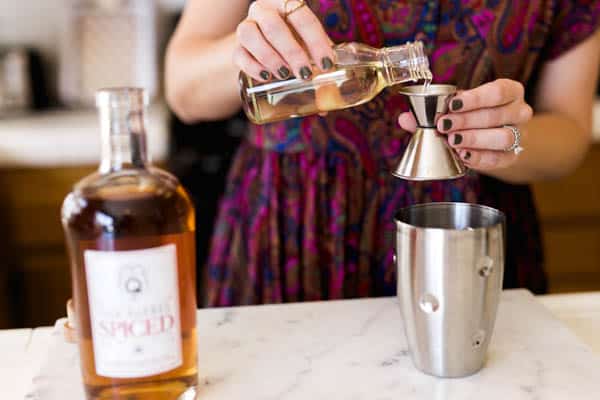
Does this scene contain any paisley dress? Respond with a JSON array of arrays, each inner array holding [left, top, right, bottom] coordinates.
[[205, 0, 600, 306]]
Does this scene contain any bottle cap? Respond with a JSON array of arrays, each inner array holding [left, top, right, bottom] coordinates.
[[95, 87, 149, 110]]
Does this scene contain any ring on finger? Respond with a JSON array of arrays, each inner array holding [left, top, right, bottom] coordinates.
[[282, 0, 306, 19], [503, 125, 524, 155]]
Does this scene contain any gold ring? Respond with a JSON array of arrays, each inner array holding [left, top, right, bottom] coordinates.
[[282, 0, 306, 19]]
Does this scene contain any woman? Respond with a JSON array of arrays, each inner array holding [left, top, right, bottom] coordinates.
[[166, 0, 600, 306]]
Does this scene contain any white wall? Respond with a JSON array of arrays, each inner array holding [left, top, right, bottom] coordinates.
[[0, 0, 186, 102], [0, 0, 185, 48], [0, 1, 62, 61]]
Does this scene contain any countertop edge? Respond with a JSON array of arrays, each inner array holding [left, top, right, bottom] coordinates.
[[0, 103, 170, 168], [0, 99, 599, 168]]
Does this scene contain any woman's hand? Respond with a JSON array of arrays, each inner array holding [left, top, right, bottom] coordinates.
[[398, 79, 534, 172], [234, 0, 335, 82]]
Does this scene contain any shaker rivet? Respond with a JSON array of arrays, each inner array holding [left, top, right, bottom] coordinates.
[[478, 256, 494, 277], [419, 293, 439, 313], [472, 330, 486, 348]]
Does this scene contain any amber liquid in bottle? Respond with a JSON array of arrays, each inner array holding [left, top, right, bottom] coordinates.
[[240, 41, 432, 124], [62, 88, 198, 400]]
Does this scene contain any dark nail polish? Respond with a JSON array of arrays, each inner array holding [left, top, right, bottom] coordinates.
[[321, 57, 334, 70], [451, 99, 463, 111], [442, 119, 453, 131], [464, 151, 472, 160], [299, 66, 312, 80], [278, 66, 290, 79], [453, 134, 463, 145], [260, 70, 271, 81]]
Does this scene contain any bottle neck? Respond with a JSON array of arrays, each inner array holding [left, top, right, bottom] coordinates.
[[99, 106, 149, 173], [381, 41, 432, 86]]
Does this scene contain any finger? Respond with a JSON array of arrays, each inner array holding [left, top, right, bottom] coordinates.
[[449, 79, 525, 112], [233, 46, 271, 82], [438, 101, 532, 132], [284, 3, 336, 71], [447, 127, 516, 151], [236, 20, 290, 80], [398, 112, 417, 133], [458, 149, 517, 171], [248, 2, 314, 79]]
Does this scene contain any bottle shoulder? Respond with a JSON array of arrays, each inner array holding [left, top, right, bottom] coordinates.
[[62, 166, 194, 237], [71, 166, 181, 194]]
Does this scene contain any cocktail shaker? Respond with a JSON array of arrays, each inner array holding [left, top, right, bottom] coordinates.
[[395, 202, 505, 377]]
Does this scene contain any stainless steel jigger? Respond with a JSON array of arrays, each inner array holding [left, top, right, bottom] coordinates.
[[393, 84, 466, 180], [395, 203, 505, 378]]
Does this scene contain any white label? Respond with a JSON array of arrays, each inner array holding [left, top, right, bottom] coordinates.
[[84, 244, 182, 378]]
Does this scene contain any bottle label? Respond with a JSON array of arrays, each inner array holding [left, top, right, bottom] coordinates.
[[84, 244, 183, 378]]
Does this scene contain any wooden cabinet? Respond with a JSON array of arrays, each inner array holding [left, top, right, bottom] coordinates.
[[533, 144, 600, 293], [0, 167, 94, 328]]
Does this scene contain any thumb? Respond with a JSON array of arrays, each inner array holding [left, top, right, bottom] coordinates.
[[398, 112, 417, 133]]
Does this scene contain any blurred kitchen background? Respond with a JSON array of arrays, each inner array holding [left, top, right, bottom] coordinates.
[[0, 0, 599, 329]]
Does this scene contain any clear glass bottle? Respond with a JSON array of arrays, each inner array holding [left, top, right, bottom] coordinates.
[[240, 41, 432, 124], [61, 88, 197, 400]]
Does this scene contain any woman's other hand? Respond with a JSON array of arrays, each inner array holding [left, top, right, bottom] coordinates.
[[234, 0, 335, 82], [398, 79, 533, 172]]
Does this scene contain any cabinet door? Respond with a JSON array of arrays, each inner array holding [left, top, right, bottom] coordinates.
[[533, 144, 600, 293], [0, 167, 95, 327]]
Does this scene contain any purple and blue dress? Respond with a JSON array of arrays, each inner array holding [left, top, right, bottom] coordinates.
[[205, 0, 600, 306]]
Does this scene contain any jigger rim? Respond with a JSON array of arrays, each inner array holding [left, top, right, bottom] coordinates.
[[394, 202, 506, 232], [398, 84, 457, 97]]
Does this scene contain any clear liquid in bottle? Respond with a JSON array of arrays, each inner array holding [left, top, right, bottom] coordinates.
[[240, 41, 432, 125]]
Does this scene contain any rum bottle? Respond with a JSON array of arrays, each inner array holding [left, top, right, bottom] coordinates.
[[61, 88, 198, 400], [240, 41, 432, 124]]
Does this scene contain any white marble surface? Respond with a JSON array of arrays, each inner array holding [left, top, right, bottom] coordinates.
[[195, 290, 600, 400], [0, 103, 169, 167], [0, 328, 51, 400], [16, 290, 600, 400], [537, 291, 600, 355]]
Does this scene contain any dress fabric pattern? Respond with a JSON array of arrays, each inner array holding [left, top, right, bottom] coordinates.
[[205, 0, 600, 306]]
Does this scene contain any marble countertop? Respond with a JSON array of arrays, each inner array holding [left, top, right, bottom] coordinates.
[[0, 103, 170, 168], [195, 290, 600, 399], [537, 291, 600, 354], [0, 99, 599, 168], [4, 290, 600, 399]]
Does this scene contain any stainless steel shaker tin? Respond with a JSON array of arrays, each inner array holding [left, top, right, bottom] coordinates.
[[395, 202, 505, 378]]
